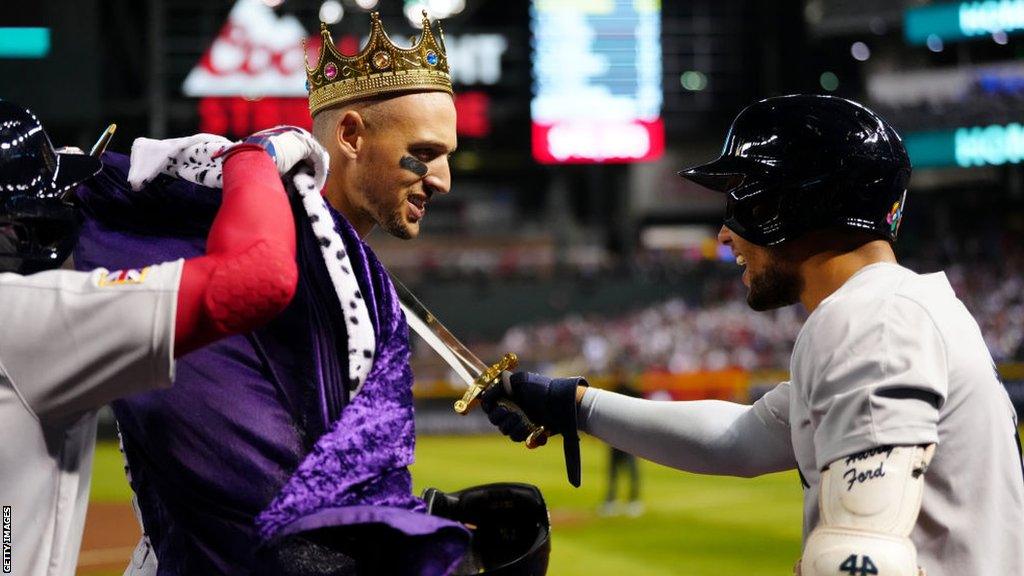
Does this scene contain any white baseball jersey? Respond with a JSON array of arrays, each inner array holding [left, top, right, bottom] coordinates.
[[0, 260, 181, 576], [754, 262, 1024, 575]]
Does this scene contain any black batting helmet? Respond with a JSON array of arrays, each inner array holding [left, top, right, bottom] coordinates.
[[679, 94, 911, 247], [423, 483, 551, 576], [0, 100, 101, 273]]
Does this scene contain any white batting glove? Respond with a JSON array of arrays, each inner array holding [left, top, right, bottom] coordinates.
[[241, 126, 329, 191]]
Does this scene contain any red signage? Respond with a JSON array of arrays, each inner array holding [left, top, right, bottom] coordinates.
[[182, 0, 309, 98], [198, 93, 490, 140], [187, 0, 494, 139], [198, 97, 312, 137], [454, 92, 490, 139], [531, 119, 664, 164]]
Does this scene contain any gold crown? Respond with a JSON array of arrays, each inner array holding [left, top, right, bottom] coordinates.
[[305, 11, 453, 116]]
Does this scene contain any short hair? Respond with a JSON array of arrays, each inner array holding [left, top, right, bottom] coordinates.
[[310, 98, 387, 148], [311, 106, 344, 148]]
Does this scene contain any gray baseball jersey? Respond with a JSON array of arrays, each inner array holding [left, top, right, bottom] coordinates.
[[754, 262, 1024, 575], [0, 260, 181, 576]]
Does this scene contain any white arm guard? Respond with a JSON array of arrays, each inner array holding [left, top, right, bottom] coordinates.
[[799, 444, 935, 576]]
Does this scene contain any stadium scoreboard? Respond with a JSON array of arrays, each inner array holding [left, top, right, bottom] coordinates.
[[530, 0, 664, 164]]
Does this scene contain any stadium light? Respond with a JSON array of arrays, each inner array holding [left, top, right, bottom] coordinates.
[[429, 0, 466, 17], [819, 71, 839, 91], [320, 0, 344, 24], [680, 71, 708, 91], [404, 0, 465, 27], [851, 41, 871, 61], [405, 2, 428, 28], [354, 0, 379, 8]]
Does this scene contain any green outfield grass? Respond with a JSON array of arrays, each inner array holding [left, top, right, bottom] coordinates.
[[90, 441, 134, 502], [412, 435, 803, 576], [89, 427, 1024, 576], [90, 435, 804, 575]]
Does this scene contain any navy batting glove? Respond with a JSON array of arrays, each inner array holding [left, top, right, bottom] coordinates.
[[479, 390, 534, 444], [480, 371, 588, 487]]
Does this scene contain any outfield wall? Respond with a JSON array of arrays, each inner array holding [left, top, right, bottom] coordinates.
[[414, 362, 1024, 434]]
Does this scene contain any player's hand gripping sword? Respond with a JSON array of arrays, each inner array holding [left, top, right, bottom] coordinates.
[[393, 278, 550, 449]]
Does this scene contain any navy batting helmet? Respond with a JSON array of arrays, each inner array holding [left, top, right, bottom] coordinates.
[[424, 483, 551, 576], [679, 94, 911, 247], [0, 100, 101, 273]]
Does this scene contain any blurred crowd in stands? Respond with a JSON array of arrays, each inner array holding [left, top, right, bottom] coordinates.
[[944, 253, 1024, 364], [493, 273, 803, 375], [411, 237, 1024, 382]]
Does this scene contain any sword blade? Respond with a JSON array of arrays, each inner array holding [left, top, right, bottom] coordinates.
[[394, 276, 549, 449], [393, 277, 490, 382], [401, 302, 477, 387]]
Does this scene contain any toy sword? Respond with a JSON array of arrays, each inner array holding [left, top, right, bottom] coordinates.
[[393, 277, 549, 449]]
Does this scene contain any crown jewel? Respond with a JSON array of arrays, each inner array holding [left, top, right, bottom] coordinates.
[[305, 11, 452, 116]]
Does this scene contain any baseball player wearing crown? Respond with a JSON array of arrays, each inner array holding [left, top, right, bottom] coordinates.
[[73, 11, 555, 576], [0, 97, 301, 576], [483, 95, 1024, 575]]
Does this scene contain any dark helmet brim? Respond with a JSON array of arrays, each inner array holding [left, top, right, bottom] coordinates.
[[677, 156, 773, 195], [50, 152, 102, 197]]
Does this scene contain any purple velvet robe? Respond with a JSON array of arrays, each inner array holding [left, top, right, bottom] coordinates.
[[74, 153, 468, 574]]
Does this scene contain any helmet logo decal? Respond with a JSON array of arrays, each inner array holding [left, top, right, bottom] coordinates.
[[886, 195, 905, 234]]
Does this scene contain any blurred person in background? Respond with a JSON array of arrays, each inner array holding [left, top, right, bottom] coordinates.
[[0, 99, 298, 575], [483, 95, 1024, 575], [600, 361, 643, 517]]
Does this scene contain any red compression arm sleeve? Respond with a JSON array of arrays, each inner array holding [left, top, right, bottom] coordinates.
[[174, 145, 298, 357]]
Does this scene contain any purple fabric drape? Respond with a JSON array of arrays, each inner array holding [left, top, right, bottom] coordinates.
[[74, 152, 468, 575]]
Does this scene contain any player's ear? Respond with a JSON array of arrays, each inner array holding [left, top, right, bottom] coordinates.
[[336, 110, 366, 160]]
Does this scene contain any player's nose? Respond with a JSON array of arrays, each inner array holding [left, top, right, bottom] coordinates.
[[718, 225, 733, 246], [425, 159, 451, 197]]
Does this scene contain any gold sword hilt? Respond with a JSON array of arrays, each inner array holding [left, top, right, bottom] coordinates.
[[453, 352, 518, 414], [453, 352, 550, 449]]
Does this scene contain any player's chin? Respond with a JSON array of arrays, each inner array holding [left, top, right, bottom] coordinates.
[[401, 203, 425, 237], [403, 221, 421, 239], [746, 290, 781, 312], [382, 209, 419, 240], [746, 272, 801, 311]]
